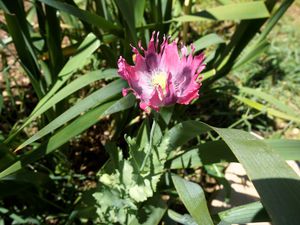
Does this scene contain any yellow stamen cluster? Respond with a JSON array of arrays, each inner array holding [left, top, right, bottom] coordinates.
[[151, 71, 167, 90]]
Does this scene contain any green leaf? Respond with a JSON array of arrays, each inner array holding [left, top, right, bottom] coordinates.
[[214, 128, 300, 225], [3, 2, 43, 98], [234, 95, 300, 123], [238, 86, 298, 116], [0, 162, 22, 180], [6, 69, 118, 142], [170, 139, 300, 169], [175, 1, 270, 22], [254, 0, 294, 45], [15, 79, 126, 151], [217, 201, 269, 224], [202, 69, 216, 81], [0, 1, 9, 13], [172, 174, 214, 225], [192, 33, 225, 52], [170, 140, 235, 169], [44, 5, 64, 77], [42, 94, 134, 155], [203, 1, 282, 85], [159, 106, 174, 125], [216, 0, 233, 4], [233, 40, 269, 69], [164, 121, 210, 159], [133, 0, 145, 27], [128, 196, 167, 225], [265, 139, 300, 160], [1, 95, 135, 178], [0, 92, 3, 114], [102, 93, 136, 116], [0, 169, 51, 194], [0, 144, 16, 172], [38, 0, 121, 34], [165, 121, 300, 225], [30, 33, 100, 116], [114, 0, 138, 44], [167, 209, 197, 225]]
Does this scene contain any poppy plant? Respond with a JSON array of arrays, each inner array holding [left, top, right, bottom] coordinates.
[[118, 32, 205, 112]]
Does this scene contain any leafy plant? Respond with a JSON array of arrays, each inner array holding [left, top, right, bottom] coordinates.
[[0, 0, 299, 224]]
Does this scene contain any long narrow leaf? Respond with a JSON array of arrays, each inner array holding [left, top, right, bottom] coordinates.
[[233, 40, 269, 69], [238, 87, 298, 116], [192, 33, 225, 52], [15, 79, 126, 151], [266, 139, 300, 160], [0, 144, 16, 172], [234, 95, 300, 123], [1, 94, 135, 178], [172, 174, 214, 225], [175, 2, 270, 22], [6, 69, 118, 142], [256, 0, 294, 44], [30, 33, 100, 116], [214, 127, 300, 225], [38, 0, 121, 34], [115, 0, 138, 44], [163, 121, 300, 225], [217, 201, 269, 224], [170, 139, 300, 169]]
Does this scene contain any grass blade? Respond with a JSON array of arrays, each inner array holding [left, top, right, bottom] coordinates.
[[3, 1, 43, 98], [256, 0, 294, 44], [5, 33, 100, 144]]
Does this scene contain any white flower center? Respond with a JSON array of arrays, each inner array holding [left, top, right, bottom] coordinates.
[[151, 71, 167, 90]]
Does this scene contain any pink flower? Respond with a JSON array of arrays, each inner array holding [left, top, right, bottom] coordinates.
[[118, 32, 205, 112]]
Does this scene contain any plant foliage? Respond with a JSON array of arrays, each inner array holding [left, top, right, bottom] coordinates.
[[0, 0, 299, 224]]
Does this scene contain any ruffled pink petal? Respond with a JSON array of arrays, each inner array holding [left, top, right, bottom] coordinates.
[[117, 31, 206, 112], [192, 53, 205, 74], [177, 88, 199, 104], [117, 57, 132, 80], [131, 46, 147, 72], [159, 41, 181, 74], [162, 72, 176, 105], [172, 51, 205, 98], [139, 101, 150, 113], [118, 56, 143, 97], [148, 88, 162, 111]]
